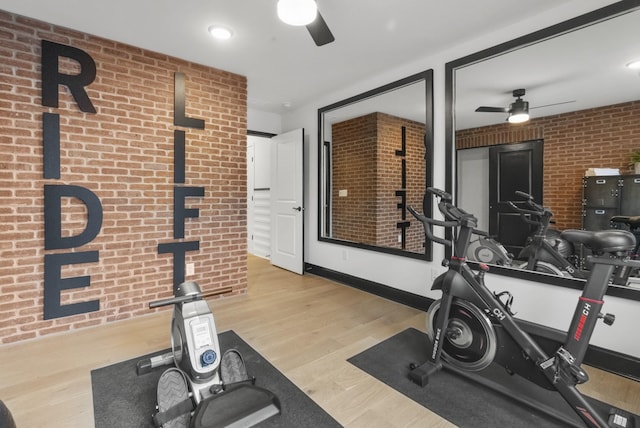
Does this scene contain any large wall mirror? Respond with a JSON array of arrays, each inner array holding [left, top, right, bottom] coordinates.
[[318, 70, 434, 260], [445, 0, 640, 300]]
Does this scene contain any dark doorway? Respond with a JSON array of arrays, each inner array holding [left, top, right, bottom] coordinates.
[[489, 139, 543, 256]]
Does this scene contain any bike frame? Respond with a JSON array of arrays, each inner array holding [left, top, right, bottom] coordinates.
[[409, 192, 639, 427], [524, 234, 588, 278]]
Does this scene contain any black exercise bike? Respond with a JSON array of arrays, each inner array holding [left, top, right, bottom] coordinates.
[[510, 191, 639, 286], [508, 191, 585, 278], [610, 215, 640, 286], [408, 187, 638, 428]]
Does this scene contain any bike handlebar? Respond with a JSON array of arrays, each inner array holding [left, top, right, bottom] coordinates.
[[426, 187, 452, 203], [408, 187, 479, 247], [507, 191, 553, 226], [407, 205, 455, 247]]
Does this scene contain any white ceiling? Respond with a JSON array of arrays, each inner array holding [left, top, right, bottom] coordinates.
[[0, 0, 601, 115], [2, 0, 636, 127], [455, 6, 640, 130]]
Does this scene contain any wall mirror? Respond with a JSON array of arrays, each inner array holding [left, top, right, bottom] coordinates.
[[318, 70, 434, 260], [445, 1, 640, 300]]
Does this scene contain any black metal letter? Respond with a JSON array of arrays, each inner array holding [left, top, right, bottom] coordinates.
[[44, 251, 100, 319], [158, 241, 200, 292], [174, 72, 205, 129], [43, 113, 61, 179], [44, 184, 103, 249], [174, 186, 205, 239], [174, 130, 186, 184], [41, 40, 97, 113]]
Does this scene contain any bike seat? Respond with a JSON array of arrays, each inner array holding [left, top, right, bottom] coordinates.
[[560, 229, 635, 256], [610, 215, 640, 229]]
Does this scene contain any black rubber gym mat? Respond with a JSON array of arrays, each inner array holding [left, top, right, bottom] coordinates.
[[91, 330, 341, 428], [348, 327, 598, 428]]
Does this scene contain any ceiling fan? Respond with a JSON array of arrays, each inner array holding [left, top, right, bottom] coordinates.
[[475, 88, 575, 123], [306, 8, 334, 46], [277, 0, 335, 46]]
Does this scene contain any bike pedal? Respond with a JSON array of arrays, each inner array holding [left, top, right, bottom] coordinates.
[[609, 408, 634, 428], [568, 364, 589, 384]]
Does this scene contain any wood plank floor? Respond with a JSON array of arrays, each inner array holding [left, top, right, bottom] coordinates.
[[0, 255, 638, 427]]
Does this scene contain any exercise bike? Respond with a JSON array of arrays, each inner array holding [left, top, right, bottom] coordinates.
[[508, 190, 583, 278], [610, 215, 640, 286], [511, 191, 638, 287], [137, 281, 281, 428], [407, 187, 639, 427]]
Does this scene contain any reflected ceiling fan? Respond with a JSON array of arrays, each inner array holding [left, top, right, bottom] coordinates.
[[277, 0, 335, 46], [475, 88, 575, 123]]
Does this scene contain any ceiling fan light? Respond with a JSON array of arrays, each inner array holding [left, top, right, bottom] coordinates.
[[277, 0, 317, 26], [508, 99, 529, 123], [508, 112, 530, 123], [626, 60, 640, 70]]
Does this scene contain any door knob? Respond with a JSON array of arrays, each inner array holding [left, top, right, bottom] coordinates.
[[292, 206, 303, 212]]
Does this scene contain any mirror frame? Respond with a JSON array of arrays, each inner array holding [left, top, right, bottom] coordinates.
[[318, 69, 434, 261], [445, 0, 640, 300]]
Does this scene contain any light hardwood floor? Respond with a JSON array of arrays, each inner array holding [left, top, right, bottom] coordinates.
[[0, 255, 638, 427]]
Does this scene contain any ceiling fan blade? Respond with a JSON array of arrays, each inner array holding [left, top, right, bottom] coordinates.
[[530, 100, 576, 110], [475, 106, 509, 113], [306, 10, 335, 46]]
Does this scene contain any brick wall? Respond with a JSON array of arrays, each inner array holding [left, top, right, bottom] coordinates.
[[331, 113, 377, 244], [0, 11, 248, 344], [332, 112, 426, 252], [456, 101, 640, 229]]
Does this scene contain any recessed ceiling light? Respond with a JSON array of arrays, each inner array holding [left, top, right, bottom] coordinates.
[[626, 60, 640, 70], [208, 25, 233, 40]]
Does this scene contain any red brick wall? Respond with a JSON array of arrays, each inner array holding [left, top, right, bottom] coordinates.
[[331, 113, 377, 244], [0, 11, 248, 344], [332, 112, 425, 252], [456, 101, 640, 229]]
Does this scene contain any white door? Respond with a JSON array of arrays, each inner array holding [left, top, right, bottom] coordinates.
[[247, 143, 255, 255], [270, 128, 304, 274], [247, 134, 272, 259]]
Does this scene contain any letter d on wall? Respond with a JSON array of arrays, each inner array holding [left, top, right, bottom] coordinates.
[[44, 184, 103, 249]]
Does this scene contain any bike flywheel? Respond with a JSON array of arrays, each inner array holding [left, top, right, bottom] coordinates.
[[428, 298, 497, 371]]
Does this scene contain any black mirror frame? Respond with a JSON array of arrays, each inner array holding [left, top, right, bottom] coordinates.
[[317, 69, 434, 261], [444, 0, 640, 300]]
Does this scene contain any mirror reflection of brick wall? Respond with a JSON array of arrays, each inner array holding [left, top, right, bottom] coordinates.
[[455, 101, 640, 230], [332, 112, 426, 253]]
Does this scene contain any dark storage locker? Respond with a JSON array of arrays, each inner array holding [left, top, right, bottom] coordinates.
[[582, 176, 619, 208], [619, 175, 640, 215], [582, 174, 640, 231], [583, 207, 619, 231]]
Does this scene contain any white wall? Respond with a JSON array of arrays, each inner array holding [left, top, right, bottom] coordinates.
[[457, 147, 490, 232], [278, 0, 640, 357], [248, 109, 282, 135]]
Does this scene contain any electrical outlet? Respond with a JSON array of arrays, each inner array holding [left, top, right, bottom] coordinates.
[[186, 263, 195, 276]]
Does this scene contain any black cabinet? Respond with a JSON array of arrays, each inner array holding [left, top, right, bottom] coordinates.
[[619, 175, 640, 215], [582, 175, 640, 231]]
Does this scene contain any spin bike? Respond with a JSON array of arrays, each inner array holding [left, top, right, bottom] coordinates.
[[511, 191, 637, 286], [610, 215, 640, 285], [508, 191, 584, 278], [407, 187, 639, 428]]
